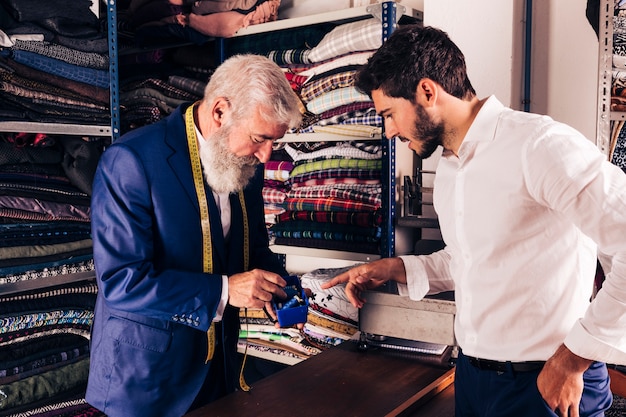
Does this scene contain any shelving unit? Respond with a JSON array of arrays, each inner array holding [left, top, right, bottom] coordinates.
[[226, 2, 422, 265]]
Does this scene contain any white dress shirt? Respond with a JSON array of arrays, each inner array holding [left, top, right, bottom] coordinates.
[[399, 96, 626, 364]]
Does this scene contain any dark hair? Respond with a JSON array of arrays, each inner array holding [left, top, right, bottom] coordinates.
[[355, 25, 476, 102]]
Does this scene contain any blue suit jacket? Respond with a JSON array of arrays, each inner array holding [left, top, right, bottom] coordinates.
[[86, 104, 286, 417]]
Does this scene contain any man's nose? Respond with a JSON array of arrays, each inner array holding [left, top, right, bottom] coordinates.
[[254, 140, 273, 163]]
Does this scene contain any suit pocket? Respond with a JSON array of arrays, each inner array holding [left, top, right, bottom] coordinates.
[[104, 315, 172, 353]]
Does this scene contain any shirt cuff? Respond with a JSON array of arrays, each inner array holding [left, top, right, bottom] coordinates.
[[398, 255, 429, 300], [213, 275, 228, 322], [565, 319, 626, 365]]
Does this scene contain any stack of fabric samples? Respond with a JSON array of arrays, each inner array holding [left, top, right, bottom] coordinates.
[[0, 133, 104, 417], [0, 0, 110, 126]]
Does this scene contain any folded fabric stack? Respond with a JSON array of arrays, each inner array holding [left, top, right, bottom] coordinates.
[[0, 0, 110, 125], [0, 281, 99, 417], [0, 134, 104, 417], [611, 7, 626, 170], [270, 140, 383, 254], [249, 18, 386, 254]]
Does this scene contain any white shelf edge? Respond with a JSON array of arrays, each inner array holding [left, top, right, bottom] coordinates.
[[270, 244, 381, 262], [234, 5, 423, 37], [0, 121, 111, 136]]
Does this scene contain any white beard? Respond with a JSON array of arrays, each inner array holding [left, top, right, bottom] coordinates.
[[199, 126, 259, 194]]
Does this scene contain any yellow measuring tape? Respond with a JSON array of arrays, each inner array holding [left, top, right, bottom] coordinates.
[[184, 103, 251, 392]]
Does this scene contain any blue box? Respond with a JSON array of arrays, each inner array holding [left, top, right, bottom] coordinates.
[[273, 275, 308, 327]]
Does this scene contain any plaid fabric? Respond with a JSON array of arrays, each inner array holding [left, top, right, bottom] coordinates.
[[285, 141, 381, 162], [266, 48, 311, 66], [312, 124, 382, 138], [290, 177, 380, 189], [277, 210, 383, 226], [284, 71, 309, 91], [262, 187, 286, 204], [316, 108, 382, 128], [264, 160, 294, 171], [264, 168, 291, 182], [12, 40, 109, 69], [286, 187, 381, 205], [308, 18, 382, 63], [306, 87, 371, 114], [284, 197, 380, 212], [318, 101, 375, 121], [290, 158, 381, 177], [300, 70, 356, 103], [168, 75, 207, 98]]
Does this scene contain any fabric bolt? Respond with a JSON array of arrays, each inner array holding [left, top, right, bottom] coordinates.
[[285, 140, 381, 162], [2, 396, 103, 417], [168, 75, 207, 98], [305, 87, 372, 115], [289, 158, 382, 178], [0, 221, 91, 247], [0, 257, 94, 285], [0, 344, 89, 383], [284, 197, 380, 212], [0, 56, 110, 105], [300, 69, 356, 103], [0, 239, 92, 262], [286, 186, 381, 206], [0, 196, 90, 222], [270, 220, 381, 242], [314, 108, 381, 129], [297, 51, 374, 83], [0, 309, 93, 336], [311, 124, 382, 138], [266, 48, 311, 66], [11, 40, 109, 70], [120, 88, 187, 115], [308, 18, 382, 63], [0, 80, 108, 113], [0, 357, 90, 413], [277, 210, 382, 227], [0, 66, 108, 111], [0, 0, 97, 25], [262, 187, 286, 204], [290, 177, 381, 189], [3, 49, 110, 89], [0, 325, 92, 347]]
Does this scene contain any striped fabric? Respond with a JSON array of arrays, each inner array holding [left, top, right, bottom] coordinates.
[[308, 18, 382, 63], [290, 158, 381, 178]]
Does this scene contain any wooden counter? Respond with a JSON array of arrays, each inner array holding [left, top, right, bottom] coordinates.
[[185, 342, 455, 417]]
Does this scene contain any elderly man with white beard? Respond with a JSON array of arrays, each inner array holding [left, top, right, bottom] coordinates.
[[86, 54, 302, 417]]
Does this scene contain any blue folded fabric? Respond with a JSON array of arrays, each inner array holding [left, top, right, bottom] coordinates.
[[3, 49, 109, 89]]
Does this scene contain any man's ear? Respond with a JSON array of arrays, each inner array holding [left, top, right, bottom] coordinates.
[[211, 97, 230, 127], [415, 78, 438, 108]]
